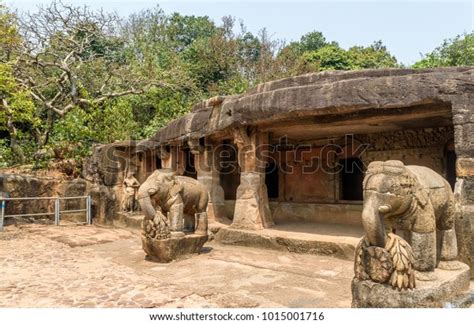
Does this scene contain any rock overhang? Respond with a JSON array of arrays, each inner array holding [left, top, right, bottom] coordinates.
[[146, 67, 473, 146]]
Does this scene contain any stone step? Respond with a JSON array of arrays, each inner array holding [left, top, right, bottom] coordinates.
[[212, 222, 363, 261], [117, 214, 363, 261], [115, 212, 144, 229]]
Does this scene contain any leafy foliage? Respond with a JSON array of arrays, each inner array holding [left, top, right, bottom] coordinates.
[[413, 32, 474, 68], [303, 45, 350, 71], [0, 64, 36, 127], [0, 62, 37, 165], [347, 41, 398, 69], [0, 3, 20, 62], [301, 41, 398, 71], [0, 1, 468, 172]]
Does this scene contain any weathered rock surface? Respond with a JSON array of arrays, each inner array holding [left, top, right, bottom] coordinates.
[[0, 173, 115, 225], [351, 263, 471, 308], [141, 234, 208, 263], [132, 67, 474, 280], [454, 178, 474, 277], [145, 67, 473, 145], [0, 224, 355, 307], [215, 224, 359, 260], [232, 172, 273, 230]]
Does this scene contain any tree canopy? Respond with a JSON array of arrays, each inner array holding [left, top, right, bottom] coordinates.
[[413, 32, 474, 68], [0, 1, 471, 173]]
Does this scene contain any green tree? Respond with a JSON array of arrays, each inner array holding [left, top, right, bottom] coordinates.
[[0, 3, 37, 164], [0, 63, 37, 164], [413, 32, 474, 68], [299, 31, 329, 52], [0, 2, 20, 62], [121, 7, 209, 135], [167, 13, 217, 51], [303, 45, 351, 71], [15, 1, 168, 152], [347, 41, 398, 69], [299, 41, 398, 71], [0, 1, 406, 171]]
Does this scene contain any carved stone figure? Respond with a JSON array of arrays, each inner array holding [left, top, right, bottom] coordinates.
[[142, 206, 171, 240], [352, 160, 471, 307], [137, 169, 209, 262], [122, 171, 140, 212], [137, 169, 208, 236], [355, 160, 458, 288], [355, 233, 416, 289]]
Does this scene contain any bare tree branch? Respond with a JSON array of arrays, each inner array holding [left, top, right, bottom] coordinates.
[[12, 0, 170, 145]]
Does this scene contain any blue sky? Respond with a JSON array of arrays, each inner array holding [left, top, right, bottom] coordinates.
[[7, 0, 474, 65]]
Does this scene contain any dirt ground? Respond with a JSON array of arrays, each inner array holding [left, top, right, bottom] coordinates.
[[0, 224, 353, 308]]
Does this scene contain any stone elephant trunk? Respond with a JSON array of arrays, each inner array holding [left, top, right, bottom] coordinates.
[[137, 190, 156, 221], [361, 196, 388, 248]]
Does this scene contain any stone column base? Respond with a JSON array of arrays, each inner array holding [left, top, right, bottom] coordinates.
[[351, 263, 471, 308], [197, 174, 226, 223], [232, 172, 273, 230], [207, 202, 227, 223]]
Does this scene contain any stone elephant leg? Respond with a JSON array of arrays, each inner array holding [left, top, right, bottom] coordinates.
[[439, 229, 458, 261], [167, 195, 185, 238], [437, 200, 460, 269], [194, 212, 208, 235], [437, 203, 458, 264], [411, 231, 437, 274], [437, 228, 462, 270], [169, 203, 184, 237]]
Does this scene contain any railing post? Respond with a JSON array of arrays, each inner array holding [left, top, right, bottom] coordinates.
[[54, 198, 60, 226], [0, 199, 5, 231], [86, 196, 92, 225]]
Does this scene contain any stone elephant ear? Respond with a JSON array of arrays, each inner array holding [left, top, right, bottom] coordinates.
[[169, 180, 183, 197], [414, 186, 429, 208]]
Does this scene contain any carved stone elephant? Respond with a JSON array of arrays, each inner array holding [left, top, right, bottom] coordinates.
[[137, 169, 208, 236], [361, 160, 458, 273]]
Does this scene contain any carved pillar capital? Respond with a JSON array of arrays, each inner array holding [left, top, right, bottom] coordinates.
[[232, 127, 268, 173], [160, 145, 178, 171], [188, 138, 204, 155], [231, 130, 273, 230], [160, 147, 169, 160]]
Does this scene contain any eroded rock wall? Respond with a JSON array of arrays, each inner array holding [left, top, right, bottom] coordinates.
[[0, 174, 115, 225]]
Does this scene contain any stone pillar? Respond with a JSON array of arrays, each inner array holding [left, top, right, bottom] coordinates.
[[161, 146, 179, 171], [136, 150, 151, 184], [192, 139, 226, 223], [452, 100, 474, 278], [231, 128, 274, 230], [175, 147, 186, 175], [454, 165, 474, 278]]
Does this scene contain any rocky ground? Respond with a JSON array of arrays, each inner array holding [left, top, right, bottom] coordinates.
[[0, 223, 353, 308]]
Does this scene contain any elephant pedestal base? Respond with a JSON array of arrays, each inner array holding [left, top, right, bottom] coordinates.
[[351, 263, 471, 308], [141, 234, 208, 263]]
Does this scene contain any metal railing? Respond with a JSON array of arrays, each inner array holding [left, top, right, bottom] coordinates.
[[0, 196, 92, 231]]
